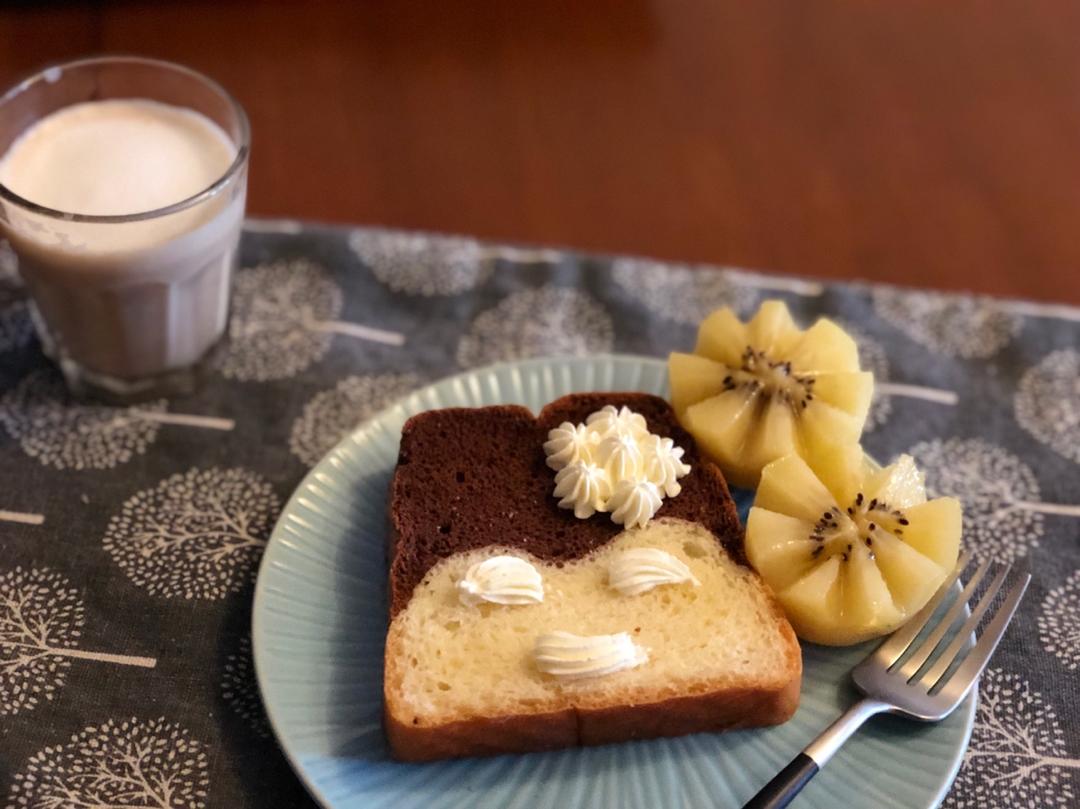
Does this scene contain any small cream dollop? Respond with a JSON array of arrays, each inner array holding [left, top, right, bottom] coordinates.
[[642, 434, 692, 497], [553, 460, 611, 519], [543, 421, 594, 471], [533, 630, 648, 680], [586, 404, 649, 441], [457, 556, 544, 606], [607, 479, 663, 529], [608, 547, 701, 596]]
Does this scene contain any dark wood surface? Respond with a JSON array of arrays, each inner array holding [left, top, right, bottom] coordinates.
[[3, 1, 1080, 303]]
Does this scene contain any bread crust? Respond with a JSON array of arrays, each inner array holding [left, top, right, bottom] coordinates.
[[385, 704, 579, 762], [384, 393, 802, 761], [386, 670, 801, 762]]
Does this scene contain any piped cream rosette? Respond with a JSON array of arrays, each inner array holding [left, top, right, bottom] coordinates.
[[543, 405, 691, 528]]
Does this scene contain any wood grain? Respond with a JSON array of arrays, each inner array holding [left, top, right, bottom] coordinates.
[[2, 1, 1079, 303]]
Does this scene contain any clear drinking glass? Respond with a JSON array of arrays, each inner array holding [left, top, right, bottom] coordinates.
[[0, 56, 250, 401]]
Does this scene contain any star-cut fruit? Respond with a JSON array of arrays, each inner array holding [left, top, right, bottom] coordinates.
[[668, 300, 873, 488], [745, 445, 962, 646]]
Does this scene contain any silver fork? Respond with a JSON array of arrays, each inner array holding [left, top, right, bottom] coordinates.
[[742, 550, 1030, 809]]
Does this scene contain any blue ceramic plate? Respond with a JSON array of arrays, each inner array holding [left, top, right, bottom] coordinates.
[[252, 355, 974, 809]]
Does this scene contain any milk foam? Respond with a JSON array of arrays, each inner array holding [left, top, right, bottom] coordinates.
[[0, 99, 236, 216]]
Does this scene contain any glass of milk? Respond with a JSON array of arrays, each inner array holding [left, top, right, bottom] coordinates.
[[0, 56, 249, 401]]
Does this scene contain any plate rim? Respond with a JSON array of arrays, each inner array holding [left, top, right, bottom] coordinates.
[[252, 353, 976, 809]]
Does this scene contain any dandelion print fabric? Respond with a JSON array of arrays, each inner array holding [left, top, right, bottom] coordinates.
[[1, 222, 1078, 808]]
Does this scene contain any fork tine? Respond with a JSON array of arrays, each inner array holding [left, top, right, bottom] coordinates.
[[916, 563, 1013, 686], [873, 549, 972, 668], [929, 567, 1031, 699], [895, 556, 995, 678]]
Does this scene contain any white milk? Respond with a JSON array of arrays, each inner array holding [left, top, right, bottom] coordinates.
[[0, 99, 245, 384]]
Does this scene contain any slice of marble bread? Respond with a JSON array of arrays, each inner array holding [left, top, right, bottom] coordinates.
[[385, 392, 801, 761]]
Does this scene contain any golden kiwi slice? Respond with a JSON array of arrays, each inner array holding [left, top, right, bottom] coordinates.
[[669, 300, 872, 488], [745, 444, 962, 646]]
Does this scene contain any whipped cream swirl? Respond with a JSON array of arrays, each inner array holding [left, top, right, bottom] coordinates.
[[457, 555, 544, 606], [553, 460, 611, 519], [533, 630, 648, 680], [608, 547, 701, 596], [642, 435, 692, 497], [586, 405, 649, 441], [542, 404, 690, 528], [543, 421, 595, 471], [595, 433, 644, 481], [607, 479, 663, 529]]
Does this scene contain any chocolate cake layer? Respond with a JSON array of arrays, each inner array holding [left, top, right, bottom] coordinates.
[[388, 393, 742, 618]]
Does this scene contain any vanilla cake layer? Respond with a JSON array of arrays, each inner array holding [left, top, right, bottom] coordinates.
[[386, 518, 799, 726]]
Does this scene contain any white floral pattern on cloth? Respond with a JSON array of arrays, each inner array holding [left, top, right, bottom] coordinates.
[[908, 438, 1054, 564], [0, 509, 44, 526], [835, 320, 959, 430], [872, 287, 1022, 359], [0, 567, 156, 717], [1039, 570, 1080, 672], [6, 717, 210, 809], [289, 372, 420, 466], [220, 259, 403, 382], [457, 285, 614, 367], [944, 667, 1079, 809], [1014, 349, 1080, 465], [0, 369, 233, 470], [610, 257, 760, 324], [842, 321, 892, 431], [102, 467, 280, 600], [221, 635, 270, 738], [220, 259, 341, 382], [911, 437, 1080, 561], [349, 229, 492, 296], [0, 369, 166, 470]]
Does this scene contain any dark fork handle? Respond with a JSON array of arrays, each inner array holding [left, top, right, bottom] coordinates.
[[741, 753, 818, 809], [741, 698, 891, 809]]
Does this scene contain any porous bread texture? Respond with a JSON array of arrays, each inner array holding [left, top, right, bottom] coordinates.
[[385, 518, 801, 760]]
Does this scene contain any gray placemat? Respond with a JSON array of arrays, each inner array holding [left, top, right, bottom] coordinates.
[[0, 221, 1077, 808]]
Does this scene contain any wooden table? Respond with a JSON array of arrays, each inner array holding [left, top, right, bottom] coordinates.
[[4, 1, 1080, 303]]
